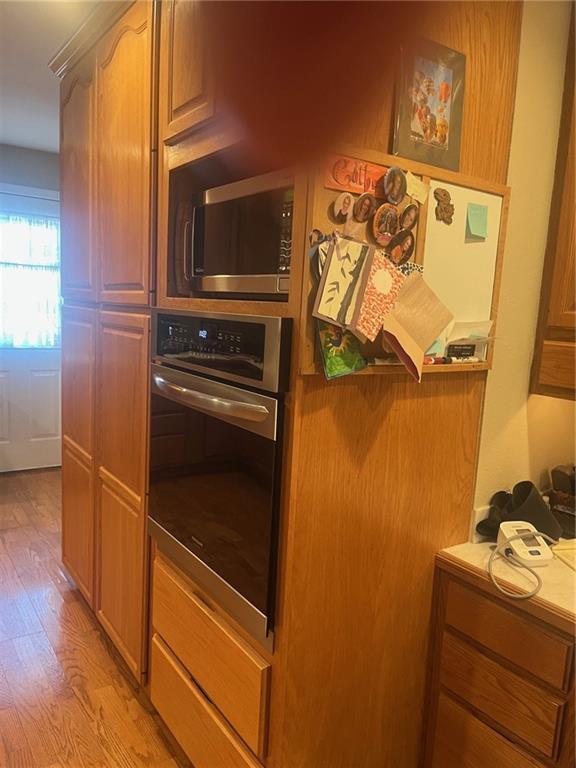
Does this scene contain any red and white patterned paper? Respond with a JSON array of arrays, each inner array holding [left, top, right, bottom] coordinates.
[[352, 250, 405, 342]]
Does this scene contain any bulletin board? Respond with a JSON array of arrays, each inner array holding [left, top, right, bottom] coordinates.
[[300, 147, 510, 376], [423, 181, 503, 323]]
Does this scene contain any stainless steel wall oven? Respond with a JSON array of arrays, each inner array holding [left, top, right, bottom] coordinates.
[[148, 309, 291, 646]]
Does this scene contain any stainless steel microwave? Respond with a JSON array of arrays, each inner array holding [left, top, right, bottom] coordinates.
[[170, 170, 294, 300]]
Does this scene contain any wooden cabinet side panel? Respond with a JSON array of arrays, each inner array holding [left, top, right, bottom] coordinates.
[[60, 64, 96, 303], [275, 373, 486, 768], [96, 0, 152, 305]]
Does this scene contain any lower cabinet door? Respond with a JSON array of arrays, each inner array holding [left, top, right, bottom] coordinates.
[[96, 310, 149, 678], [150, 635, 261, 768], [61, 438, 94, 605], [432, 693, 544, 768], [97, 473, 146, 676]]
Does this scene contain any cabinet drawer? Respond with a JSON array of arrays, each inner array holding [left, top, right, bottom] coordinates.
[[150, 635, 260, 768], [152, 556, 269, 756], [445, 579, 573, 691], [440, 632, 565, 758], [432, 693, 543, 768]]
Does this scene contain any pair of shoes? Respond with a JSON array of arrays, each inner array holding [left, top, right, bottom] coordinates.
[[476, 481, 562, 542]]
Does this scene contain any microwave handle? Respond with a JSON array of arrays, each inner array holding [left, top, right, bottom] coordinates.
[[183, 220, 191, 282], [152, 373, 270, 423]]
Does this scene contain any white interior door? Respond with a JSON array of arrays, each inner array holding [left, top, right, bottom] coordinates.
[[0, 183, 61, 472], [0, 348, 61, 471]]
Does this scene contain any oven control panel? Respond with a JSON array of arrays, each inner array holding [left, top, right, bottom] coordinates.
[[153, 311, 291, 392], [158, 316, 265, 359]]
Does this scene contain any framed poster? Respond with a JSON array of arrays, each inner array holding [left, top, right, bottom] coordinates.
[[393, 39, 466, 171]]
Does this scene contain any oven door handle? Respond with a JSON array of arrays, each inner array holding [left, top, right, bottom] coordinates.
[[152, 373, 270, 422]]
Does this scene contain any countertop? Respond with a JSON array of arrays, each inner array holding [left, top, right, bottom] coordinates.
[[439, 541, 576, 624]]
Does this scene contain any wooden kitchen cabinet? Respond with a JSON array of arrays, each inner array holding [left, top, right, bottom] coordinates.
[[96, 310, 150, 675], [96, 0, 154, 305], [423, 557, 575, 768], [158, 0, 213, 143], [60, 57, 97, 304], [531, 22, 575, 399], [61, 305, 97, 606]]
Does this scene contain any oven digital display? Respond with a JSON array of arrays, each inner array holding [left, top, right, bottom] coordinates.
[[198, 329, 208, 340]]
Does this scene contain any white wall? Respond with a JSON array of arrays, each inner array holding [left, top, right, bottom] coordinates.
[[0, 143, 59, 190], [474, 1, 575, 513]]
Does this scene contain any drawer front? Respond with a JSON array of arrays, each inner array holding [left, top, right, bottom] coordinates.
[[150, 635, 260, 768], [440, 632, 564, 758], [445, 579, 573, 691], [432, 693, 544, 768], [152, 556, 269, 755]]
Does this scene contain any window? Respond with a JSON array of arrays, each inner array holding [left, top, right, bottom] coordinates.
[[0, 213, 61, 348]]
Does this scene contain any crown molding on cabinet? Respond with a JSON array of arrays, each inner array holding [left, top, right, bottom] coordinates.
[[49, 0, 135, 79]]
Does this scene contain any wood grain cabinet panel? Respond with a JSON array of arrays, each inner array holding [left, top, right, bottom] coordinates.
[[531, 22, 575, 399], [96, 0, 153, 305], [539, 342, 576, 391], [61, 306, 97, 606], [150, 635, 260, 768], [159, 0, 213, 142], [62, 439, 94, 606], [152, 557, 270, 756], [431, 693, 544, 768], [97, 311, 149, 502], [61, 306, 97, 458], [60, 60, 96, 303], [97, 475, 146, 675], [445, 579, 574, 691], [440, 631, 565, 758], [96, 310, 149, 676]]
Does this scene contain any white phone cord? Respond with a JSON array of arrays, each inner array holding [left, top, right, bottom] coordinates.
[[488, 531, 557, 600]]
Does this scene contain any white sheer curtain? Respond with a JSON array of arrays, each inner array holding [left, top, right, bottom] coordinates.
[[0, 213, 61, 348]]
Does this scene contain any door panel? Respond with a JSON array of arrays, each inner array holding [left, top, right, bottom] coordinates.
[[98, 311, 149, 499], [96, 309, 149, 676], [61, 306, 96, 457], [97, 475, 145, 675], [96, 0, 152, 305], [159, 0, 214, 142], [60, 59, 96, 302], [0, 349, 61, 472], [62, 439, 94, 604]]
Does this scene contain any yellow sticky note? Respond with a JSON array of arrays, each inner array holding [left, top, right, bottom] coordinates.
[[406, 171, 430, 204]]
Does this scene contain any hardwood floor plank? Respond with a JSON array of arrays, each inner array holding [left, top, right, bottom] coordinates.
[[0, 469, 187, 767], [0, 554, 44, 642], [0, 706, 37, 767]]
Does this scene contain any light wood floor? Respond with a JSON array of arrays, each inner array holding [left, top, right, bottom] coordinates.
[[0, 468, 186, 768]]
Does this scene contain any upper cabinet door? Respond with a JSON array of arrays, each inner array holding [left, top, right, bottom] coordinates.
[[96, 1, 153, 306], [60, 59, 97, 303], [547, 100, 575, 331], [159, 0, 214, 143], [531, 22, 575, 399]]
